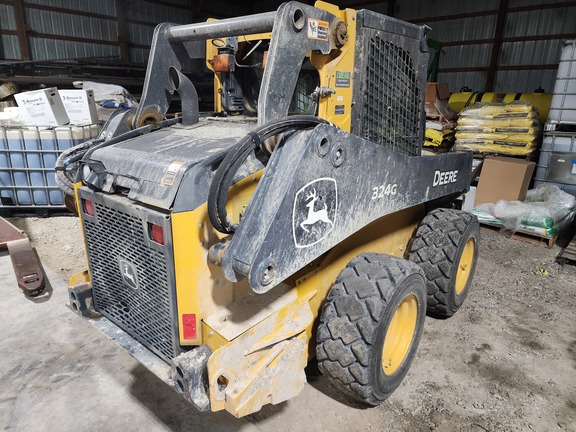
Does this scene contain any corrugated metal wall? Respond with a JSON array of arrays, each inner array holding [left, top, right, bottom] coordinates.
[[0, 3, 20, 59], [0, 0, 241, 64], [495, 1, 574, 93], [2, 0, 574, 94], [394, 0, 576, 93], [253, 0, 574, 93], [123, 1, 195, 64], [26, 0, 120, 61]]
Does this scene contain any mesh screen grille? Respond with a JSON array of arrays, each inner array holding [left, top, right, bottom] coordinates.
[[83, 202, 176, 360], [362, 36, 421, 156], [289, 71, 317, 114]]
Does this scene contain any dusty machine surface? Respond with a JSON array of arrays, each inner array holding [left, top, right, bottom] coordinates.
[[59, 1, 480, 418]]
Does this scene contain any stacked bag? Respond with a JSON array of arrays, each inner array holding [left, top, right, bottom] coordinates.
[[473, 184, 576, 238], [423, 82, 457, 153], [454, 102, 541, 157], [425, 126, 455, 151]]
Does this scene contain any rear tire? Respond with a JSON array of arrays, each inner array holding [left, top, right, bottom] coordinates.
[[409, 208, 480, 318], [316, 253, 427, 405]]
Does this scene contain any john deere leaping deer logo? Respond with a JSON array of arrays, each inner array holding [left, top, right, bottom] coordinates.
[[293, 178, 337, 248], [301, 188, 333, 232], [118, 259, 139, 290]]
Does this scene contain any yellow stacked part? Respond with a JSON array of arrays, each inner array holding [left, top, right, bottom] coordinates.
[[425, 128, 454, 147], [455, 132, 536, 142], [453, 139, 537, 156], [458, 102, 537, 119], [455, 102, 541, 156], [456, 121, 540, 135], [502, 92, 552, 123], [448, 91, 499, 114]]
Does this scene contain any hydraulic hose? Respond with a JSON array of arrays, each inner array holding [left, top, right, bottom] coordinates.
[[55, 140, 99, 196], [207, 115, 329, 234]]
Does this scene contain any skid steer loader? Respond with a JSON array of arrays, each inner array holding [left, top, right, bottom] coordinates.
[[61, 1, 480, 417]]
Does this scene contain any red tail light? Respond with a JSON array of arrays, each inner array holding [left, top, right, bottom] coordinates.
[[150, 223, 164, 245], [83, 199, 94, 216], [182, 314, 197, 340]]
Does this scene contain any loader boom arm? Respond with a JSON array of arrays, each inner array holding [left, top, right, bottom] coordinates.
[[222, 124, 472, 292], [132, 3, 341, 130]]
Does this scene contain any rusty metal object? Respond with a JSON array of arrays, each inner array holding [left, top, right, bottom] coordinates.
[[0, 218, 45, 296], [64, 194, 79, 215], [0, 218, 24, 244], [135, 107, 163, 128], [213, 54, 235, 72], [332, 20, 348, 48]]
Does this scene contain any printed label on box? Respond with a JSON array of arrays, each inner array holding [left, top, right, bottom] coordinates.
[[60, 90, 98, 124], [14, 88, 69, 126]]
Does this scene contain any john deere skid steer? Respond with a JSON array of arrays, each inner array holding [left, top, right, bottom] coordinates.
[[61, 1, 479, 417]]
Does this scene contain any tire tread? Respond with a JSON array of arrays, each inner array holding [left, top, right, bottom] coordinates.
[[316, 254, 424, 405], [409, 208, 478, 318]]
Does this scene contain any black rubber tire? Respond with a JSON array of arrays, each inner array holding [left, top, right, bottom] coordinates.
[[316, 253, 427, 405], [409, 208, 480, 319]]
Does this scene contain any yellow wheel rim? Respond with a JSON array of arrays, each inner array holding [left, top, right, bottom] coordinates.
[[455, 238, 475, 295], [381, 294, 418, 375]]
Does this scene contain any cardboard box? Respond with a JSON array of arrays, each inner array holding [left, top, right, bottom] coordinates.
[[425, 82, 450, 103], [475, 156, 536, 204], [59, 89, 98, 124], [14, 88, 69, 126], [425, 82, 454, 119]]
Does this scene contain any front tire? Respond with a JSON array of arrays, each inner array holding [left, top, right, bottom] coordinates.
[[316, 253, 427, 405]]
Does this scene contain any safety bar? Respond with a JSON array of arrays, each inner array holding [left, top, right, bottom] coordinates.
[[167, 11, 277, 42]]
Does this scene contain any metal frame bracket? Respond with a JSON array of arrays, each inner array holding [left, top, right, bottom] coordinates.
[[0, 217, 45, 297]]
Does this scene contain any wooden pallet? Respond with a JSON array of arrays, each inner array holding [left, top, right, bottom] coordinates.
[[480, 222, 558, 248], [471, 151, 538, 162]]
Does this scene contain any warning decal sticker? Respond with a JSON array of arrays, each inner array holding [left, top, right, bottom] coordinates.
[[307, 18, 329, 41], [335, 71, 351, 88], [162, 161, 185, 186]]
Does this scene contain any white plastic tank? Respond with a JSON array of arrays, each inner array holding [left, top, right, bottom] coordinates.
[[0, 124, 99, 207], [548, 40, 576, 125]]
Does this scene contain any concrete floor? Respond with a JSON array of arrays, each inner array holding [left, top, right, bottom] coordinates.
[[0, 254, 259, 432], [1, 251, 421, 432], [1, 227, 576, 432]]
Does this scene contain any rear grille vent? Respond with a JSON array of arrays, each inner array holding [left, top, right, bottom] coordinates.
[[362, 36, 422, 156], [83, 202, 177, 360]]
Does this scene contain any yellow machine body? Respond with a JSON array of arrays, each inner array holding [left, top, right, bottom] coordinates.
[[67, 0, 475, 419], [72, 3, 369, 416], [73, 172, 422, 418], [206, 2, 355, 133], [170, 181, 422, 415]]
